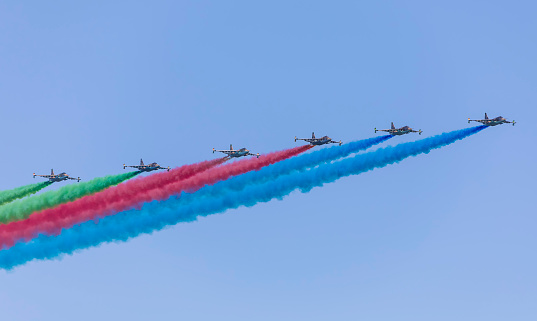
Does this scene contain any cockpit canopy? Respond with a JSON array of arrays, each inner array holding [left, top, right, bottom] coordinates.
[[321, 136, 330, 140], [149, 162, 159, 167], [401, 126, 411, 131]]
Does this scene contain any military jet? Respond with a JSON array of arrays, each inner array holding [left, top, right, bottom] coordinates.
[[295, 132, 342, 146], [468, 113, 515, 126], [213, 144, 260, 158], [124, 159, 170, 172], [33, 169, 81, 183], [375, 122, 422, 136]]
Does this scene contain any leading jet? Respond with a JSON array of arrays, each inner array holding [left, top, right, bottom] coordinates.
[[33, 169, 81, 183], [124, 159, 170, 172], [375, 122, 422, 136], [468, 113, 515, 126], [213, 144, 260, 158], [295, 132, 342, 146]]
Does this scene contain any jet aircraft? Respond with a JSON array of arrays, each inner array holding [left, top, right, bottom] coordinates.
[[295, 132, 342, 146], [468, 113, 515, 126], [375, 122, 422, 136], [33, 169, 81, 183], [213, 144, 260, 158], [124, 159, 170, 172]]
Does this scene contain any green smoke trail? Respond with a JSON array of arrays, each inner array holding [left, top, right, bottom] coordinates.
[[0, 182, 52, 206], [0, 172, 139, 224]]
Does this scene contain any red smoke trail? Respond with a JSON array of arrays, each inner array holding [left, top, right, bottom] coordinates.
[[0, 145, 312, 249], [126, 158, 228, 194]]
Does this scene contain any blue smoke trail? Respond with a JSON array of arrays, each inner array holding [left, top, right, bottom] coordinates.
[[0, 127, 485, 269]]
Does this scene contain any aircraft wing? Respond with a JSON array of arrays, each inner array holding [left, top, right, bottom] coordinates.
[[125, 165, 143, 169], [213, 147, 234, 154], [35, 174, 53, 178]]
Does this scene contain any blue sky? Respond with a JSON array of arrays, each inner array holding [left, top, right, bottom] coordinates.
[[0, 1, 535, 320]]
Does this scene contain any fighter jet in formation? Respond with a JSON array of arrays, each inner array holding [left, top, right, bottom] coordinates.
[[295, 132, 342, 146], [124, 159, 170, 172], [213, 144, 260, 158], [468, 113, 515, 126], [375, 122, 422, 136], [33, 169, 81, 183]]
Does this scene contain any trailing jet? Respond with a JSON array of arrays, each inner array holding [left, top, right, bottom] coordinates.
[[468, 113, 515, 126], [213, 144, 260, 158], [33, 169, 81, 183], [295, 132, 342, 146], [375, 122, 422, 136], [124, 159, 170, 172]]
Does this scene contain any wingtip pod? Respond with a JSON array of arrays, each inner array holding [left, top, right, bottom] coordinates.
[[513, 120, 516, 126], [33, 173, 35, 178], [256, 153, 260, 158], [77, 177, 81, 182], [294, 136, 297, 142], [468, 118, 471, 124], [212, 148, 215, 153], [167, 166, 170, 172], [374, 128, 377, 133], [419, 129, 422, 135], [339, 140, 342, 146], [123, 164, 126, 169]]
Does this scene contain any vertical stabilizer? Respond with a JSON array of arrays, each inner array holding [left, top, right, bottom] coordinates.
[[230, 144, 233, 150], [391, 122, 395, 129], [51, 169, 54, 176], [485, 113, 489, 120], [312, 132, 315, 139], [140, 159, 144, 166]]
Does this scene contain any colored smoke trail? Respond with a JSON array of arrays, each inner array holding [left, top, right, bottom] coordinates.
[[0, 146, 311, 248], [140, 135, 391, 210], [124, 158, 228, 194], [0, 182, 52, 206], [0, 172, 139, 224], [0, 127, 485, 269]]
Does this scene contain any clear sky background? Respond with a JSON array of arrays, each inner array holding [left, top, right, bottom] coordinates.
[[0, 1, 535, 320]]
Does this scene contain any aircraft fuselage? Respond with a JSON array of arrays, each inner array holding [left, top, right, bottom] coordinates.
[[481, 118, 509, 126], [305, 136, 336, 145], [139, 167, 160, 172], [385, 126, 416, 135], [49, 175, 70, 182], [389, 129, 413, 136], [310, 139, 333, 145], [228, 150, 250, 157], [138, 163, 162, 171]]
